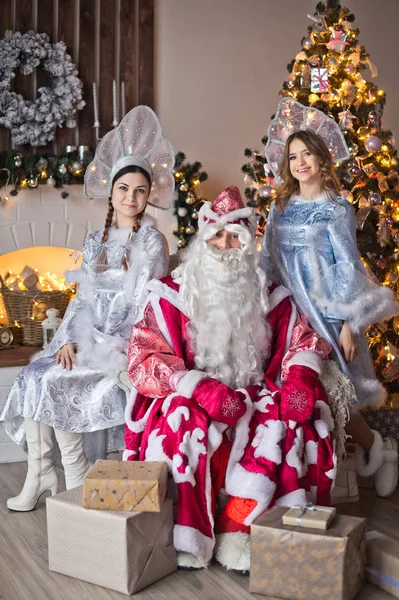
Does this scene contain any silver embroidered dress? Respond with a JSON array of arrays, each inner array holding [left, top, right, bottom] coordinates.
[[260, 194, 399, 407], [0, 218, 169, 452]]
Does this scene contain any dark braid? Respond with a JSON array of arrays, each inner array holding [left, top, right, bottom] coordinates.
[[121, 209, 145, 271], [95, 199, 114, 271]]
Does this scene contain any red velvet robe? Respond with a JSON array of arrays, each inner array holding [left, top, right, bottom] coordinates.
[[125, 277, 335, 563]]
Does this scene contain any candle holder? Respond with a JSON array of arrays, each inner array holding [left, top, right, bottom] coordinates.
[[78, 145, 90, 160]]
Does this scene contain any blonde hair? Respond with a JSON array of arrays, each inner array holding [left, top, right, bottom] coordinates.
[[275, 130, 341, 211]]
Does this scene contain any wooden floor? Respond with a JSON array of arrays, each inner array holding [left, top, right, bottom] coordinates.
[[0, 461, 397, 600]]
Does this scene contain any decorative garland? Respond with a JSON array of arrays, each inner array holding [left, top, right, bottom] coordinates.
[[0, 30, 85, 147]]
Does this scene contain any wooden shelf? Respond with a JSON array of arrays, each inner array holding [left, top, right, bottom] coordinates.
[[0, 346, 42, 368]]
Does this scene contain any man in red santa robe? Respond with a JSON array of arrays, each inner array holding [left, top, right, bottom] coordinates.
[[124, 186, 335, 572]]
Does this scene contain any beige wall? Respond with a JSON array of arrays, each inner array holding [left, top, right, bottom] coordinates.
[[154, 0, 399, 252]]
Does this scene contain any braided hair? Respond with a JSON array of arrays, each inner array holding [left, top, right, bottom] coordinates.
[[95, 165, 152, 272]]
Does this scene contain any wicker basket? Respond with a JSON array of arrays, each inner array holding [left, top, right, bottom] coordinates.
[[0, 277, 72, 346]]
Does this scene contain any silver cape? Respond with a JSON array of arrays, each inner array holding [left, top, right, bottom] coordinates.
[[0, 216, 169, 457], [260, 194, 399, 407]]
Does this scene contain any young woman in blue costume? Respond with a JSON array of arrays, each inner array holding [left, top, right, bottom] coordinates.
[[261, 98, 398, 499]]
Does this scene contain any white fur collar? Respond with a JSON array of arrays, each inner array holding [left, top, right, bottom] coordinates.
[[291, 192, 331, 204]]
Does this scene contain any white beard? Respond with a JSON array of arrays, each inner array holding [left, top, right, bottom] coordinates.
[[175, 236, 271, 389]]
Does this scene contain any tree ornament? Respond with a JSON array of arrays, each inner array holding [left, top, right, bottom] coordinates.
[[59, 164, 67, 175], [0, 30, 85, 147], [46, 175, 56, 187], [326, 30, 349, 53], [357, 126, 370, 140], [71, 160, 82, 173], [186, 192, 196, 205], [308, 93, 319, 105], [191, 209, 199, 219], [386, 272, 398, 284], [369, 192, 382, 206], [364, 135, 382, 153], [178, 207, 188, 217], [350, 165, 362, 177], [311, 67, 329, 93], [340, 189, 354, 203], [376, 257, 387, 269], [14, 154, 22, 168], [28, 174, 38, 188], [328, 57, 338, 72], [185, 224, 195, 235], [302, 37, 313, 50], [348, 142, 359, 156], [37, 157, 48, 169], [368, 111, 379, 124], [177, 237, 186, 249], [179, 180, 189, 191], [258, 184, 273, 199]]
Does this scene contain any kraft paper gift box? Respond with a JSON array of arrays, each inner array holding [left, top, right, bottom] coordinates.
[[365, 530, 399, 598], [250, 506, 366, 600], [83, 460, 168, 512], [282, 504, 336, 530], [47, 487, 177, 596]]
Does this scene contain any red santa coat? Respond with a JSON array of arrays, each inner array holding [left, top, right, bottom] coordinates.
[[125, 277, 335, 563]]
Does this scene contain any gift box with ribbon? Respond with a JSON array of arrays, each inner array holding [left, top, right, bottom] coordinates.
[[47, 487, 177, 595], [282, 502, 336, 530], [82, 460, 168, 512], [366, 531, 399, 598], [250, 506, 366, 600]]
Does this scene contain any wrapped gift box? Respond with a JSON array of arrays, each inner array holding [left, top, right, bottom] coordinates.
[[47, 487, 177, 595], [83, 460, 168, 512], [250, 506, 366, 600], [366, 531, 399, 598], [282, 504, 336, 530]]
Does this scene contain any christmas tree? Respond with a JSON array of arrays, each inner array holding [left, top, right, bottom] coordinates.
[[173, 152, 208, 248], [242, 0, 399, 387]]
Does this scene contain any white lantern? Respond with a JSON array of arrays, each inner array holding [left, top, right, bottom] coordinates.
[[42, 308, 61, 348]]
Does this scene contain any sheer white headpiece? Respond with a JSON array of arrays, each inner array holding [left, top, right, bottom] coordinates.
[[84, 105, 175, 209], [265, 97, 350, 183]]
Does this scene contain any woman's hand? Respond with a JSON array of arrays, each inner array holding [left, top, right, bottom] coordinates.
[[56, 343, 77, 370], [338, 321, 358, 363]]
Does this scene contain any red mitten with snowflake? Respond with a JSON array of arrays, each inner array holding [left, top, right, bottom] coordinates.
[[192, 378, 248, 426], [279, 365, 322, 423]]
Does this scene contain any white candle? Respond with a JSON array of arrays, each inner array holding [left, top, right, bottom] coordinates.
[[112, 80, 118, 126], [92, 82, 100, 127], [121, 81, 126, 119]]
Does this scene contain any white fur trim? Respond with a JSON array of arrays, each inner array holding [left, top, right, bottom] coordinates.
[[314, 400, 335, 432], [275, 489, 308, 507], [176, 551, 209, 569], [287, 350, 322, 375], [167, 406, 190, 433], [268, 285, 292, 313], [176, 370, 208, 398], [146, 279, 187, 315], [355, 429, 386, 476], [286, 427, 307, 478], [122, 449, 136, 460], [215, 533, 250, 572], [353, 376, 387, 408], [305, 440, 318, 465], [174, 524, 214, 564], [124, 387, 158, 433], [251, 420, 286, 464], [198, 202, 253, 233], [314, 419, 330, 439]]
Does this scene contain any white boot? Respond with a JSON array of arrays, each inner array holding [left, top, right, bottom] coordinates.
[[331, 456, 359, 504], [54, 429, 92, 490], [355, 430, 398, 498], [7, 419, 59, 512], [215, 532, 250, 574]]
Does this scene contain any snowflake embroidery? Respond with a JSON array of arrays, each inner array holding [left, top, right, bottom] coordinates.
[[287, 389, 308, 412], [221, 396, 242, 418]]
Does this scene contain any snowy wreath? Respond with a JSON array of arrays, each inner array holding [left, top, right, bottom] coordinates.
[[0, 30, 85, 147]]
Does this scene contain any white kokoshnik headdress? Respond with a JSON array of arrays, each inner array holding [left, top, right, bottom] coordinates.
[[84, 105, 175, 209], [265, 97, 350, 183]]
